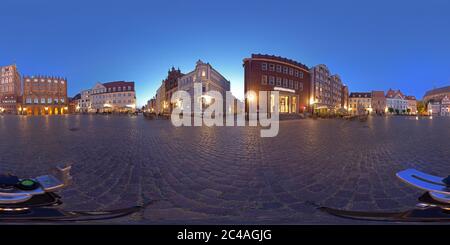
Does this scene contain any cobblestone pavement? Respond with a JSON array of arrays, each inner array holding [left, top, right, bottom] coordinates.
[[0, 115, 449, 224]]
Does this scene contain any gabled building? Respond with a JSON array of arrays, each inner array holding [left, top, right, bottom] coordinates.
[[386, 89, 408, 114], [178, 60, 230, 115], [0, 64, 21, 114], [371, 91, 386, 115], [405, 95, 417, 115], [310, 64, 346, 113], [164, 67, 184, 113]]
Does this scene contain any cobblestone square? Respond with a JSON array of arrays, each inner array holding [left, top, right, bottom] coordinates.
[[0, 115, 449, 224]]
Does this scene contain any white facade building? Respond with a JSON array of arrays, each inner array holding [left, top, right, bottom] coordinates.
[[79, 89, 92, 112], [386, 89, 408, 113], [90, 81, 136, 113], [177, 60, 231, 115]]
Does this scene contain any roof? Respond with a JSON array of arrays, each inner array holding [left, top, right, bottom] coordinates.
[[71, 93, 81, 100], [349, 92, 372, 98], [386, 89, 405, 99], [424, 85, 450, 97], [247, 54, 310, 70], [103, 81, 134, 88]]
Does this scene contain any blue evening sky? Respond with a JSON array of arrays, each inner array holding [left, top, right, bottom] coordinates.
[[1, 0, 450, 106]]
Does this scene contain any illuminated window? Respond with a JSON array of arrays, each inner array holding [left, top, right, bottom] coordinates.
[[202, 70, 206, 77]]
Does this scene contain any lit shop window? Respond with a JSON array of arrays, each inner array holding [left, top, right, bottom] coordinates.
[[261, 63, 267, 71], [261, 75, 267, 85], [269, 76, 275, 85]]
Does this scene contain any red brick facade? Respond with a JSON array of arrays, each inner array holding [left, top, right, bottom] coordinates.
[[243, 54, 310, 113]]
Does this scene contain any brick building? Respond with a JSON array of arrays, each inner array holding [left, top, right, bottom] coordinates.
[[0, 64, 21, 114], [243, 54, 310, 114], [22, 75, 68, 115]]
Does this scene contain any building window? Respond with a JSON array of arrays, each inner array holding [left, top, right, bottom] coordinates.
[[34, 98, 39, 104], [261, 75, 267, 85], [299, 72, 304, 79], [276, 65, 281, 73], [128, 86, 131, 91], [289, 80, 293, 89], [299, 82, 303, 91], [269, 76, 275, 85], [48, 98, 52, 104], [202, 70, 206, 77], [269, 64, 275, 71], [294, 81, 299, 90], [26, 98, 31, 104], [283, 78, 288, 87], [261, 63, 268, 71], [41, 98, 46, 104], [276, 77, 282, 86], [283, 67, 288, 74], [289, 68, 294, 76], [294, 70, 299, 77]]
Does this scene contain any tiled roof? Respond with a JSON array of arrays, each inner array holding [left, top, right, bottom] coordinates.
[[349, 92, 372, 98], [424, 85, 450, 97]]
